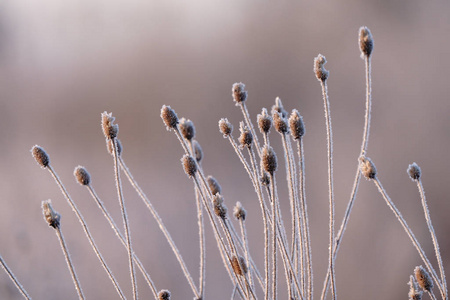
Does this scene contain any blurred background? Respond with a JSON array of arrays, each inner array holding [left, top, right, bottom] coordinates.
[[0, 0, 449, 299]]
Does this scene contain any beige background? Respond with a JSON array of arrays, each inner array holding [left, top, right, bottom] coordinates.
[[0, 0, 449, 299]]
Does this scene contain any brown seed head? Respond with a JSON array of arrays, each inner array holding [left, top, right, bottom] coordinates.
[[272, 97, 288, 118], [415, 265, 433, 292], [213, 194, 227, 220], [238, 122, 253, 148], [31, 145, 50, 168], [359, 26, 374, 58], [359, 156, 377, 179], [107, 139, 123, 156], [74, 166, 91, 186], [179, 118, 195, 141], [161, 105, 179, 131], [272, 110, 288, 134], [231, 255, 248, 276], [207, 175, 222, 195], [407, 163, 421, 181], [408, 275, 423, 300], [219, 118, 233, 137], [314, 54, 329, 82], [157, 290, 171, 300], [101, 111, 119, 140], [289, 109, 305, 140], [232, 82, 248, 105], [42, 200, 61, 229], [182, 155, 197, 177], [262, 145, 277, 175], [193, 140, 203, 163], [233, 201, 246, 221], [257, 108, 272, 134]]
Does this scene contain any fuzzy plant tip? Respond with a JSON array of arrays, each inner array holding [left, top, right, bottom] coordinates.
[[407, 162, 421, 181], [158, 290, 171, 300], [414, 265, 434, 292], [42, 200, 61, 229], [238, 122, 253, 148], [257, 108, 272, 134], [207, 175, 222, 195], [262, 145, 277, 175], [232, 82, 248, 105], [359, 156, 377, 179], [31, 145, 50, 168], [161, 105, 179, 131], [74, 166, 91, 186], [219, 118, 233, 137], [233, 201, 246, 221], [231, 255, 248, 276], [179, 118, 195, 141], [289, 109, 305, 140], [359, 26, 374, 58], [314, 54, 329, 81], [213, 194, 227, 220], [101, 111, 119, 140], [181, 154, 197, 177]]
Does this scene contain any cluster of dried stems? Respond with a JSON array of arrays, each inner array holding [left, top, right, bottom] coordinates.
[[0, 26, 447, 300]]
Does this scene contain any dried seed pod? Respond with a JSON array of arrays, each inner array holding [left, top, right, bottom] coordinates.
[[272, 111, 288, 134], [359, 156, 377, 179], [314, 54, 329, 82], [232, 82, 248, 105], [257, 108, 272, 134], [407, 163, 421, 181], [181, 155, 197, 177], [271, 97, 288, 118], [157, 290, 171, 300], [219, 118, 233, 137], [101, 111, 119, 140], [238, 122, 253, 148], [262, 146, 277, 175], [161, 105, 179, 130], [233, 201, 246, 221], [359, 26, 374, 58], [213, 194, 227, 220], [408, 275, 423, 300], [31, 145, 50, 168], [231, 255, 248, 276], [289, 109, 305, 140], [74, 166, 91, 186], [415, 266, 434, 292], [193, 140, 203, 163], [207, 175, 222, 195], [42, 200, 61, 229], [179, 118, 195, 141]]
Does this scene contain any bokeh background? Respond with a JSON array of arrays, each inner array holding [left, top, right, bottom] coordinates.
[[0, 0, 449, 299]]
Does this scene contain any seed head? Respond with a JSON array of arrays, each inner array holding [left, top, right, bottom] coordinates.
[[158, 290, 171, 300], [262, 145, 277, 175], [415, 265, 433, 292], [272, 110, 288, 134], [219, 118, 233, 137], [272, 97, 288, 118], [408, 275, 423, 300], [407, 163, 421, 181], [161, 105, 179, 131], [232, 82, 248, 105], [233, 201, 246, 221], [179, 118, 195, 141], [238, 122, 253, 148], [74, 166, 91, 186], [182, 155, 197, 178], [213, 194, 227, 220], [31, 145, 50, 168], [314, 54, 329, 82], [359, 156, 377, 179], [231, 255, 248, 276], [193, 140, 203, 163], [359, 26, 374, 58], [107, 139, 123, 156], [207, 175, 222, 195], [289, 109, 305, 140], [101, 111, 119, 140], [42, 200, 61, 229], [257, 108, 272, 134]]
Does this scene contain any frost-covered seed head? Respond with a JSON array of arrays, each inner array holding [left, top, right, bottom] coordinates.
[[231, 255, 248, 276], [359, 156, 377, 179], [289, 109, 305, 140], [238, 122, 253, 148], [31, 145, 50, 168], [219, 118, 233, 137], [101, 111, 119, 139], [207, 175, 222, 195], [213, 194, 227, 220], [271, 97, 288, 118], [74, 166, 91, 186], [314, 54, 329, 81], [359, 26, 374, 58], [262, 146, 277, 175], [42, 200, 61, 229], [272, 111, 288, 134], [182, 155, 197, 177], [232, 82, 248, 105], [407, 163, 421, 181], [161, 105, 179, 130], [193, 140, 203, 163], [257, 108, 272, 134], [158, 290, 171, 300], [415, 266, 433, 292], [408, 275, 423, 300], [179, 118, 195, 141], [233, 201, 246, 221]]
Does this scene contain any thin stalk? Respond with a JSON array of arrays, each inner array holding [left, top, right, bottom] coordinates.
[[86, 185, 158, 298], [239, 218, 254, 291], [55, 227, 85, 300], [270, 173, 278, 300], [240, 102, 262, 158], [417, 179, 447, 299], [0, 255, 31, 299], [47, 166, 126, 299], [429, 290, 438, 300], [118, 158, 200, 299], [112, 139, 137, 300], [195, 188, 206, 300], [373, 178, 445, 299]]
